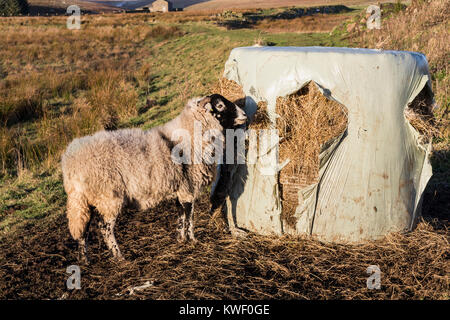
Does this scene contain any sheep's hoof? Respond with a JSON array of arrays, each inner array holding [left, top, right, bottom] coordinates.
[[80, 259, 90, 266], [186, 231, 197, 243], [177, 233, 186, 243], [78, 253, 90, 265], [230, 227, 248, 238], [113, 257, 127, 266]]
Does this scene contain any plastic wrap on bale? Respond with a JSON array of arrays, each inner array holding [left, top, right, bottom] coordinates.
[[212, 46, 434, 243]]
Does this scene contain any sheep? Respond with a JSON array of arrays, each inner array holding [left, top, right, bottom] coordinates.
[[62, 94, 247, 263]]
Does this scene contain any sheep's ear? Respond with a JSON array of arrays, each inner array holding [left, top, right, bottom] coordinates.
[[197, 96, 212, 112], [204, 103, 213, 112]]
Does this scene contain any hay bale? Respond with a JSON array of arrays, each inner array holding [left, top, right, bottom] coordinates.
[[248, 100, 270, 130], [277, 82, 348, 180], [211, 78, 348, 227], [276, 82, 348, 228]]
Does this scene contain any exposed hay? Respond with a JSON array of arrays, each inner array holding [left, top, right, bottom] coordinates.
[[211, 79, 348, 227], [276, 82, 348, 226], [248, 100, 271, 130], [210, 77, 246, 109], [277, 82, 348, 180], [405, 86, 439, 144], [0, 193, 447, 299]]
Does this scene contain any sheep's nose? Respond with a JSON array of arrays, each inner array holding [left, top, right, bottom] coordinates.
[[234, 107, 247, 125]]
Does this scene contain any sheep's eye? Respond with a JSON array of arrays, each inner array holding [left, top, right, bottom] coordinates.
[[215, 101, 226, 112]]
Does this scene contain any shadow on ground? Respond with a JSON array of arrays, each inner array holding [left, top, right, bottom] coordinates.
[[422, 147, 450, 228]]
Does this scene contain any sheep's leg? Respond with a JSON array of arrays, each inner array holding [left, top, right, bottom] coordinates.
[[78, 218, 91, 264], [78, 237, 88, 264], [176, 202, 187, 242], [95, 197, 125, 261], [67, 193, 91, 264], [99, 216, 124, 261], [185, 202, 197, 243]]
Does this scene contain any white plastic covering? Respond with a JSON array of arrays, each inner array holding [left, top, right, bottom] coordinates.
[[223, 46, 433, 242]]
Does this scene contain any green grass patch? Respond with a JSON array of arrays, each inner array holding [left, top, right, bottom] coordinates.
[[0, 169, 66, 237]]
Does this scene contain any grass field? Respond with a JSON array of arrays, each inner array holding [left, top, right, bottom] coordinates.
[[0, 1, 448, 299]]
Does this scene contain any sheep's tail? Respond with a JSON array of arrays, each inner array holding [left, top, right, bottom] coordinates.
[[66, 192, 91, 240]]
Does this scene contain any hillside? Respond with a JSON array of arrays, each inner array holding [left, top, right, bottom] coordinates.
[[28, 0, 119, 14], [90, 0, 209, 10], [186, 0, 395, 10]]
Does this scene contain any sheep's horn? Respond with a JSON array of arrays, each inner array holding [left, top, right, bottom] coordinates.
[[198, 96, 212, 109]]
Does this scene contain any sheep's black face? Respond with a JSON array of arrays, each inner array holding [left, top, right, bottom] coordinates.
[[200, 94, 247, 129]]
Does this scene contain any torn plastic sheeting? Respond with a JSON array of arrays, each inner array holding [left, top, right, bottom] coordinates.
[[223, 46, 433, 242]]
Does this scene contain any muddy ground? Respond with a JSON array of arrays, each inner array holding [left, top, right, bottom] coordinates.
[[0, 192, 448, 300]]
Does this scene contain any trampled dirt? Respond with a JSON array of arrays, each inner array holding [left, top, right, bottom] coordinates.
[[0, 192, 448, 300]]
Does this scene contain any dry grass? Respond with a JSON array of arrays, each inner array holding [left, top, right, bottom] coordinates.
[[255, 13, 352, 33], [276, 82, 348, 181], [248, 101, 271, 130], [0, 16, 185, 174], [276, 83, 347, 226], [211, 79, 348, 182]]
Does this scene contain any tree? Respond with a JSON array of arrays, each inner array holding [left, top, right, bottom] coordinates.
[[0, 0, 29, 16]]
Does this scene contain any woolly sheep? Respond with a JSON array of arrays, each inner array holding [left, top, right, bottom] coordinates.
[[62, 94, 247, 262]]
